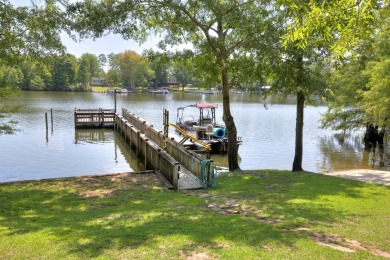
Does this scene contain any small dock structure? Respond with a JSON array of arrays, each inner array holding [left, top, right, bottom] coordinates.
[[74, 108, 115, 128], [74, 108, 216, 191]]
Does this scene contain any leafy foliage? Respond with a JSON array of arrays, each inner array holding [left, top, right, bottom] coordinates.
[[51, 54, 77, 91], [278, 0, 381, 58], [0, 0, 66, 64], [115, 50, 153, 88], [76, 53, 102, 89], [322, 5, 390, 132]]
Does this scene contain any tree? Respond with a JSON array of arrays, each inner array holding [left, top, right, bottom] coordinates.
[[269, 44, 329, 171], [67, 0, 277, 170], [321, 5, 390, 132], [30, 76, 46, 90], [107, 53, 117, 70], [277, 0, 381, 58], [5, 67, 24, 88], [116, 50, 153, 88], [98, 54, 107, 72], [76, 53, 102, 88], [143, 50, 169, 88], [320, 56, 369, 134], [106, 68, 120, 87], [257, 2, 331, 172], [361, 8, 390, 128], [51, 54, 77, 91], [363, 60, 390, 127], [172, 62, 193, 90]]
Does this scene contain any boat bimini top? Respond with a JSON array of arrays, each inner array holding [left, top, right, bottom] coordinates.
[[176, 103, 218, 127]]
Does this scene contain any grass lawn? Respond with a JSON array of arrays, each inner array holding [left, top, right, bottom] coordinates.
[[0, 170, 389, 259], [91, 86, 109, 93]]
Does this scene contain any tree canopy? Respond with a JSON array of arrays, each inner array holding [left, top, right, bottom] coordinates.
[[0, 0, 66, 64]]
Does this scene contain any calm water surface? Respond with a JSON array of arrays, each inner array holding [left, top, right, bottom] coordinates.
[[1, 91, 388, 182]]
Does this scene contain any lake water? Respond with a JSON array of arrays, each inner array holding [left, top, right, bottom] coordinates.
[[1, 91, 388, 182]]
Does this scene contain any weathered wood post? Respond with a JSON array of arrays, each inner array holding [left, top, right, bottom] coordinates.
[[50, 109, 53, 133], [136, 130, 140, 156], [45, 112, 48, 142], [156, 148, 161, 171], [102, 109, 105, 127], [173, 162, 180, 191], [163, 109, 169, 138], [129, 125, 133, 148], [74, 108, 77, 127], [144, 138, 148, 169], [114, 90, 117, 113], [125, 120, 128, 143], [45, 112, 48, 130]]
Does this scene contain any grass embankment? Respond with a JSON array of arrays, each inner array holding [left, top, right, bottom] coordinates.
[[0, 171, 389, 259]]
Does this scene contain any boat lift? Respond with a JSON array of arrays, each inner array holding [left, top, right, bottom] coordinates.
[[168, 123, 212, 151], [163, 108, 211, 152]]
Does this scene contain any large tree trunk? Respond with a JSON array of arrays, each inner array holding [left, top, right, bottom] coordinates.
[[221, 65, 240, 171], [292, 91, 305, 172]]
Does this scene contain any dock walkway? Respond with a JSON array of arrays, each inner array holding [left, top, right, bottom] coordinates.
[[74, 108, 216, 191], [179, 167, 204, 190]]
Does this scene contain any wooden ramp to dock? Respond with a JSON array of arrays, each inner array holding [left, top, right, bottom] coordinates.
[[178, 167, 204, 190], [155, 168, 203, 190]]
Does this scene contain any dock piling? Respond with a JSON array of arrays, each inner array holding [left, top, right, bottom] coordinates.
[[45, 112, 48, 130]]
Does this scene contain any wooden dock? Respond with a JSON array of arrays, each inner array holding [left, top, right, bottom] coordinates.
[[74, 109, 115, 128], [179, 167, 204, 190], [74, 108, 216, 191]]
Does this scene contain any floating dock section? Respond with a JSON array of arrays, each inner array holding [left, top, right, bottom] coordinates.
[[75, 108, 216, 190]]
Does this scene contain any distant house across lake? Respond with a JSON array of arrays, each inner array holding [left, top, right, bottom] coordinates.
[[91, 77, 106, 86]]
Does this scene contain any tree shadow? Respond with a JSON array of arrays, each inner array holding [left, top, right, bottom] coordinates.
[[0, 174, 306, 258], [1, 171, 388, 258], [214, 171, 390, 231]]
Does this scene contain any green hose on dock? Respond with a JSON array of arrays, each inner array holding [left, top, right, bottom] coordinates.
[[200, 160, 217, 188]]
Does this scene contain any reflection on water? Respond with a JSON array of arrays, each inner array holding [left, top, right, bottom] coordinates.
[[74, 128, 145, 173], [318, 132, 390, 172], [75, 129, 115, 144], [0, 91, 389, 182]]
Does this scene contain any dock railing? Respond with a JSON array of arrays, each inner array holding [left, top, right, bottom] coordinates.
[[121, 108, 213, 178], [74, 108, 115, 128], [115, 114, 179, 189]]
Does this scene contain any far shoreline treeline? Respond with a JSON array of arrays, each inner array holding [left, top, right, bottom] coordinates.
[[0, 50, 221, 93]]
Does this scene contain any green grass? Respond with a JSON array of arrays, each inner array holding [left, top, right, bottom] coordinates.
[[0, 171, 389, 259], [91, 86, 109, 93]]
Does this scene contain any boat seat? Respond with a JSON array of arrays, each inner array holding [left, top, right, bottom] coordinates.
[[206, 124, 214, 140], [201, 118, 212, 126], [185, 120, 197, 126]]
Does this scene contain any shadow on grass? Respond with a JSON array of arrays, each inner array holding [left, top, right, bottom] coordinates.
[[0, 174, 305, 258], [1, 171, 388, 258], [213, 171, 390, 229]]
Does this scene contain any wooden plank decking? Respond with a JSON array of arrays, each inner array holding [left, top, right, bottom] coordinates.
[[178, 167, 203, 190]]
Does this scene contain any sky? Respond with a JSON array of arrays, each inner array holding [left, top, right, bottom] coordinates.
[[13, 0, 162, 57], [61, 33, 160, 57]]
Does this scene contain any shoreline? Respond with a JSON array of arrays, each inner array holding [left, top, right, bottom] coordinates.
[[324, 169, 390, 186], [2, 169, 390, 186]]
